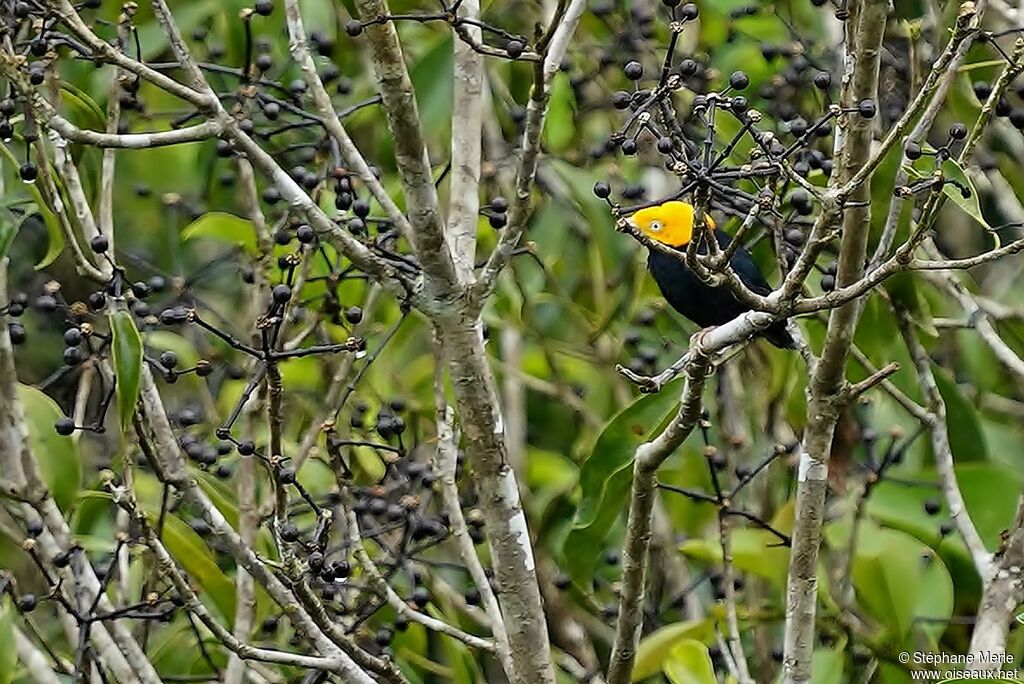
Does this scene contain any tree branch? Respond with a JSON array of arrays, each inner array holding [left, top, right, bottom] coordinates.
[[898, 308, 992, 580], [353, 0, 458, 291], [783, 3, 889, 682], [607, 347, 712, 684], [472, 0, 586, 303], [446, 0, 485, 285]]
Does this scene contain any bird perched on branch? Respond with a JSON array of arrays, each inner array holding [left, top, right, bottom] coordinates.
[[626, 200, 795, 349]]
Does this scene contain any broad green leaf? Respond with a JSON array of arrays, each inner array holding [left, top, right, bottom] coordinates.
[[663, 640, 716, 684], [0, 597, 16, 684], [143, 330, 200, 369], [809, 648, 845, 684], [931, 363, 987, 462], [906, 159, 994, 237], [680, 527, 791, 587], [865, 463, 1022, 595], [917, 554, 955, 644], [0, 144, 63, 269], [0, 209, 23, 259], [161, 515, 236, 622], [525, 447, 579, 519], [60, 83, 106, 131], [135, 0, 222, 61], [181, 212, 257, 254], [18, 384, 81, 511], [851, 527, 922, 638], [544, 73, 576, 153], [876, 661, 915, 684], [864, 481, 969, 559], [300, 0, 338, 41], [572, 378, 684, 530], [563, 465, 631, 583], [957, 462, 1024, 547], [633, 620, 712, 681], [109, 310, 143, 431], [410, 36, 454, 135], [939, 158, 994, 235], [195, 472, 240, 530], [145, 621, 193, 673], [564, 379, 683, 581]]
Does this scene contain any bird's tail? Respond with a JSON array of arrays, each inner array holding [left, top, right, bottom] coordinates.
[[764, 321, 796, 349]]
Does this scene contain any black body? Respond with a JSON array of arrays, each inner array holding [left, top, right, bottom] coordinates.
[[646, 229, 795, 349]]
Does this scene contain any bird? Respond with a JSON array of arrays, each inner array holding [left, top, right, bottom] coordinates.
[[626, 200, 795, 349]]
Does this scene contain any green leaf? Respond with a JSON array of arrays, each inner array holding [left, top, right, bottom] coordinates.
[[135, 0, 222, 61], [17, 384, 81, 511], [680, 527, 791, 587], [931, 363, 987, 462], [0, 209, 23, 259], [60, 83, 106, 131], [887, 272, 937, 338], [810, 648, 845, 684], [543, 73, 576, 153], [195, 472, 240, 530], [939, 158, 994, 234], [662, 640, 716, 684], [906, 159, 994, 238], [633, 620, 712, 681], [109, 310, 143, 431], [851, 527, 923, 638], [181, 212, 257, 254], [916, 553, 955, 644], [957, 462, 1024, 547], [300, 0, 338, 41], [143, 330, 200, 369], [564, 379, 683, 581], [525, 447, 579, 519], [865, 463, 1022, 595], [572, 379, 684, 530], [0, 144, 63, 269], [0, 597, 16, 684], [161, 515, 236, 622], [32, 204, 66, 269], [563, 465, 632, 583], [410, 36, 454, 135]]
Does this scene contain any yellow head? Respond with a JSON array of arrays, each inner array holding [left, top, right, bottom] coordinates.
[[627, 201, 715, 248]]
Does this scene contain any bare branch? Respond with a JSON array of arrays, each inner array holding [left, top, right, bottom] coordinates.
[[783, 3, 889, 682], [447, 0, 485, 284], [898, 308, 992, 580], [353, 0, 457, 290], [968, 498, 1024, 669], [607, 348, 712, 684], [432, 390, 513, 676], [43, 0, 214, 108], [281, 0, 417, 243], [472, 0, 587, 303], [343, 500, 497, 653], [49, 115, 222, 148], [14, 626, 63, 684]]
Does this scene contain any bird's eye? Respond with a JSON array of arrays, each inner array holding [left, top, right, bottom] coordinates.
[[649, 221, 662, 232]]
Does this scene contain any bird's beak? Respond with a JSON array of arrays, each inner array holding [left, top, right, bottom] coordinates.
[[617, 216, 637, 233]]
